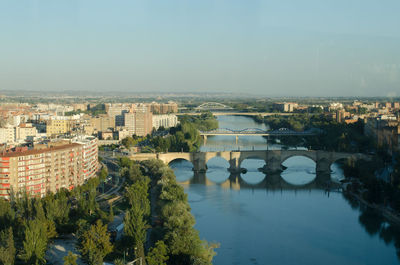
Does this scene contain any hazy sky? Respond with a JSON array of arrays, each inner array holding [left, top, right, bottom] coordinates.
[[1, 0, 400, 96]]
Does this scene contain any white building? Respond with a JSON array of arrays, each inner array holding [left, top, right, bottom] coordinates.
[[152, 114, 179, 130], [15, 123, 38, 143], [0, 125, 15, 144], [72, 135, 99, 181]]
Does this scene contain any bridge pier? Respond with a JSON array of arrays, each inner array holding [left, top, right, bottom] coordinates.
[[315, 158, 332, 186], [228, 158, 243, 174], [202, 135, 207, 145], [263, 157, 283, 174], [192, 171, 207, 185], [192, 158, 207, 173]]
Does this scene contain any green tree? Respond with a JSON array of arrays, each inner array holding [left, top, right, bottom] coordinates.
[[0, 199, 14, 230], [0, 227, 16, 265], [123, 207, 148, 262], [20, 219, 48, 265], [121, 136, 136, 149], [99, 166, 109, 182], [146, 241, 168, 265], [63, 251, 78, 265], [125, 179, 151, 217], [79, 219, 113, 265]]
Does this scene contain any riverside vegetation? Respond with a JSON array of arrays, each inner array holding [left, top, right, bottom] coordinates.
[[117, 157, 218, 265], [0, 166, 113, 265], [0, 155, 218, 265]]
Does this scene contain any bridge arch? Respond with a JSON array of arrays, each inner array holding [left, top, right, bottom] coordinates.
[[159, 153, 193, 165], [167, 157, 193, 166], [238, 151, 268, 167], [195, 102, 233, 110], [280, 152, 317, 165]]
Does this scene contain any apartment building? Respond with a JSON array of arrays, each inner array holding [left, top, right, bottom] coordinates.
[[152, 114, 179, 130], [124, 105, 153, 136], [0, 126, 15, 144], [149, 101, 178, 114], [0, 136, 98, 199], [46, 119, 74, 137], [15, 123, 37, 142], [90, 114, 115, 132]]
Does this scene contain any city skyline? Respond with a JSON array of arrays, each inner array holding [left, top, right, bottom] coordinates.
[[1, 1, 400, 97]]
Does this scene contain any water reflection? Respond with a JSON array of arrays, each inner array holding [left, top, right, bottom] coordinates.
[[170, 115, 400, 264], [240, 159, 266, 185], [342, 193, 400, 260], [170, 159, 335, 191], [206, 157, 230, 184], [281, 156, 316, 185]]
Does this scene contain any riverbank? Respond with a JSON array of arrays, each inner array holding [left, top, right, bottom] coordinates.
[[345, 188, 400, 226]]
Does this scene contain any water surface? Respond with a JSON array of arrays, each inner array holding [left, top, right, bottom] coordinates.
[[170, 115, 400, 265]]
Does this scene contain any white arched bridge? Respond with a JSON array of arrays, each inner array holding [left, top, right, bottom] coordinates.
[[194, 102, 233, 111]]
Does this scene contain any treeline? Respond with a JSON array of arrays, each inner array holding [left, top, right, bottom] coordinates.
[[143, 159, 218, 265], [256, 114, 373, 152], [149, 113, 218, 153], [0, 166, 114, 265], [149, 123, 201, 152], [65, 103, 106, 116], [116, 157, 218, 265], [178, 113, 219, 132]]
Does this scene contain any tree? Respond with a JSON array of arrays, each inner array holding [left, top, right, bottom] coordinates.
[[146, 241, 168, 265], [63, 251, 78, 265], [125, 180, 150, 217], [121, 136, 136, 149], [79, 219, 113, 265], [0, 227, 15, 265], [20, 219, 48, 265], [0, 199, 14, 231], [99, 166, 109, 183], [123, 207, 148, 262]]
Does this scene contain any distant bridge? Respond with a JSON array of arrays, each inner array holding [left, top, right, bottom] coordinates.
[[194, 102, 233, 111], [199, 128, 321, 144]]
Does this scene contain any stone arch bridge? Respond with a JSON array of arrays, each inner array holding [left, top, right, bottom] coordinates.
[[130, 150, 370, 175]]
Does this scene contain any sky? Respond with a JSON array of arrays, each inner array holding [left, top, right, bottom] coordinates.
[[0, 0, 400, 97]]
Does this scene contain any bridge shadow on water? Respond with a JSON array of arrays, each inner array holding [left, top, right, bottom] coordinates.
[[171, 160, 339, 192]]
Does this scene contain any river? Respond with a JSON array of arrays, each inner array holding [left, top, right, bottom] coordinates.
[[170, 115, 400, 265]]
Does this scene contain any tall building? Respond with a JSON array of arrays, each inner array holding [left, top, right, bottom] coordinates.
[[0, 136, 98, 199], [106, 104, 131, 118], [90, 115, 115, 132], [124, 105, 153, 136]]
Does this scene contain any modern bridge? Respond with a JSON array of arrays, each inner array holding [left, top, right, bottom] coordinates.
[[199, 128, 320, 144], [130, 150, 370, 177]]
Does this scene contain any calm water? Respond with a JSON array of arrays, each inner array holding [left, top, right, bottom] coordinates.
[[170, 115, 400, 265]]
